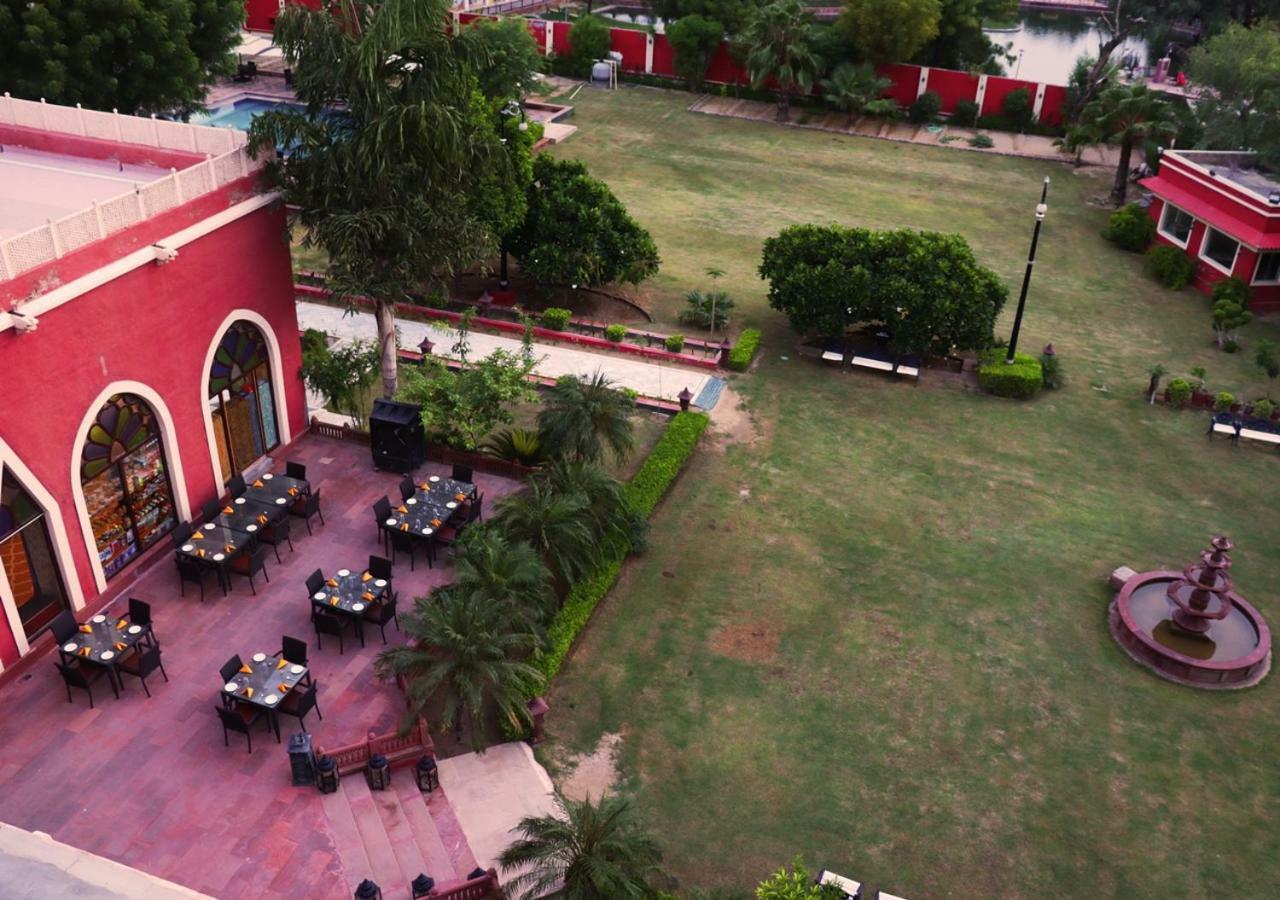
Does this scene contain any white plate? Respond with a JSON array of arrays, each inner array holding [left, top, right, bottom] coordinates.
[[212, 553, 225, 562], [385, 517, 397, 526], [100, 650, 114, 661], [337, 569, 350, 577], [264, 694, 279, 705], [62, 642, 77, 653], [246, 524, 258, 533], [352, 602, 365, 612], [422, 528, 433, 536], [290, 665, 305, 675], [374, 579, 387, 588], [181, 543, 195, 552], [313, 591, 326, 601], [128, 625, 142, 635], [406, 498, 417, 505], [224, 681, 239, 693], [445, 502, 457, 510], [275, 497, 286, 505], [252, 653, 267, 663], [428, 475, 440, 483], [203, 522, 216, 530], [262, 473, 274, 480], [234, 497, 246, 505], [91, 614, 106, 624]]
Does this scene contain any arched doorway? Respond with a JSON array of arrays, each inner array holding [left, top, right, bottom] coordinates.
[[1, 469, 71, 641], [81, 394, 179, 579], [208, 321, 280, 483]]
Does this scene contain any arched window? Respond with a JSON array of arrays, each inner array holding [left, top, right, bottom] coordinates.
[[209, 321, 279, 483], [81, 394, 178, 579], [1, 469, 71, 640]]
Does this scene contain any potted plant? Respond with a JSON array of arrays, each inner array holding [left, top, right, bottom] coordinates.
[[1189, 366, 1212, 407], [1213, 391, 1235, 413], [1166, 377, 1192, 408]]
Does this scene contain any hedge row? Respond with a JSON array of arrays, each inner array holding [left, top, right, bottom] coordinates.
[[533, 411, 710, 689], [727, 328, 762, 372]]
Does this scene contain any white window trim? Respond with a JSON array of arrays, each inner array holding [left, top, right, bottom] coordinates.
[[1199, 226, 1241, 277], [1157, 202, 1194, 249], [1252, 250, 1280, 286]]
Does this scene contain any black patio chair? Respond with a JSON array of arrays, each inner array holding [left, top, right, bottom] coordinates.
[[170, 521, 193, 548], [399, 474, 416, 502], [117, 644, 168, 698], [312, 606, 353, 655], [228, 544, 270, 595], [228, 473, 247, 498], [368, 555, 393, 583], [50, 610, 78, 646], [200, 498, 222, 524], [175, 553, 219, 602], [463, 492, 484, 527], [387, 527, 424, 572], [451, 464, 473, 484], [219, 654, 245, 685], [259, 516, 294, 564], [55, 660, 117, 708], [372, 496, 392, 551], [286, 461, 307, 482], [363, 595, 400, 644], [281, 635, 308, 668], [277, 679, 323, 730], [215, 704, 265, 754], [127, 597, 157, 647], [293, 489, 324, 535], [305, 569, 325, 598]]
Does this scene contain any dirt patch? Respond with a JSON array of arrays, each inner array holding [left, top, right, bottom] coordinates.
[[558, 732, 624, 803], [706, 385, 761, 452], [709, 618, 782, 664]]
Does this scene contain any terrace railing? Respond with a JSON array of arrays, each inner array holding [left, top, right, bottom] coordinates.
[[434, 869, 501, 900], [0, 93, 263, 282], [315, 717, 436, 776]]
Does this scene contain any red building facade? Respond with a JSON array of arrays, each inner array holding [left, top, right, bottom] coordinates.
[[0, 96, 306, 670], [1140, 150, 1280, 311]]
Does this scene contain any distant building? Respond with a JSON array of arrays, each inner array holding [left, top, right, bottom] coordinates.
[[1140, 149, 1280, 311], [0, 94, 304, 669]]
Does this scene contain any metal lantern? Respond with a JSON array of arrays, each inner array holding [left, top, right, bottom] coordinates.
[[418, 336, 434, 357], [411, 873, 436, 898], [677, 387, 693, 412], [416, 755, 439, 793], [354, 879, 382, 900], [365, 753, 391, 791], [316, 755, 339, 794]]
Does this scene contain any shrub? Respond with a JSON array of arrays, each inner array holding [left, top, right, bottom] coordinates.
[[968, 132, 994, 149], [909, 90, 942, 124], [1145, 244, 1196, 289], [604, 324, 627, 342], [565, 14, 610, 78], [300, 327, 328, 355], [952, 99, 979, 126], [1223, 339, 1240, 353], [1255, 398, 1276, 419], [1166, 377, 1192, 407], [1104, 203, 1156, 252], [421, 286, 449, 309], [481, 427, 544, 466], [1189, 365, 1207, 391], [1040, 349, 1063, 389], [679, 289, 734, 330], [1002, 87, 1034, 127], [1213, 279, 1253, 349], [727, 328, 762, 371], [1212, 276, 1251, 307], [664, 334, 685, 353], [977, 349, 1044, 399], [540, 307, 572, 330], [1214, 391, 1236, 412]]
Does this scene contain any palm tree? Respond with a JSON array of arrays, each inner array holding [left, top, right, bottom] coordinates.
[[374, 590, 542, 748], [452, 525, 555, 628], [494, 483, 598, 585], [536, 459, 637, 553], [740, 0, 822, 123], [1080, 84, 1177, 205], [538, 372, 636, 465], [819, 63, 892, 126], [498, 793, 665, 900]]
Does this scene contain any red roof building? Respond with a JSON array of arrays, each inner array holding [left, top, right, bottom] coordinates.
[[0, 94, 304, 669], [1140, 149, 1280, 311]]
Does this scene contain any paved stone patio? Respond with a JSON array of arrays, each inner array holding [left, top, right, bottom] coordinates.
[[0, 434, 521, 898]]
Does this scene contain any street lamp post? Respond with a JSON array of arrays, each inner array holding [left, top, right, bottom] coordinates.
[[1005, 176, 1050, 364]]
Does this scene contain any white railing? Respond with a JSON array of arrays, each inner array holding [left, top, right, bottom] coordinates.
[[0, 93, 264, 282]]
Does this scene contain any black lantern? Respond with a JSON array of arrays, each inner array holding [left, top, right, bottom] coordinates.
[[354, 879, 382, 900], [677, 387, 693, 412], [467, 868, 487, 881], [316, 755, 339, 794], [416, 755, 439, 793], [365, 753, 390, 791], [411, 873, 436, 898], [418, 336, 434, 358]]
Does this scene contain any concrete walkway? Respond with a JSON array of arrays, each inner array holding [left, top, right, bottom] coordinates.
[[297, 300, 714, 405]]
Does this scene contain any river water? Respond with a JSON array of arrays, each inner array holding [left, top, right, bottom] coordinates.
[[985, 11, 1151, 86]]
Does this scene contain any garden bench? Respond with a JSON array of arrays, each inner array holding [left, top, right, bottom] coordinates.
[[1207, 415, 1280, 448], [850, 355, 920, 381], [816, 869, 863, 899], [821, 350, 844, 363]]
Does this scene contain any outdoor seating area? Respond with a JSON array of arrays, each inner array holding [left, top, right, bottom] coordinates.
[[1207, 411, 1280, 449]]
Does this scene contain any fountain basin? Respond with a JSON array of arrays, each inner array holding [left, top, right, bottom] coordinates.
[[1110, 570, 1271, 689]]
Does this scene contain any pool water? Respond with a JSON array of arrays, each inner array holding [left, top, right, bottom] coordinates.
[[194, 98, 303, 131]]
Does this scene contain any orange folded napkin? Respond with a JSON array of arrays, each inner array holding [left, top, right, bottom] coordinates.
[[361, 572, 372, 582], [257, 514, 268, 524], [78, 624, 93, 633], [397, 505, 408, 513], [330, 596, 339, 606], [454, 492, 466, 502], [191, 531, 204, 540], [253, 479, 264, 488], [400, 523, 409, 532], [430, 518, 442, 528], [287, 487, 298, 496], [222, 506, 234, 515], [362, 591, 374, 601], [196, 548, 206, 558], [419, 482, 429, 490], [244, 686, 254, 699], [116, 619, 128, 630], [239, 664, 253, 674], [278, 684, 290, 694], [114, 641, 127, 651], [276, 658, 288, 670], [79, 646, 92, 657], [224, 543, 235, 553], [325, 578, 338, 587]]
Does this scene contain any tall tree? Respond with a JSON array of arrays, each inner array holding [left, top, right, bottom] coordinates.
[[1187, 21, 1280, 167], [918, 0, 1017, 72], [249, 0, 501, 398], [667, 14, 728, 90], [651, 0, 761, 33], [537, 372, 637, 465], [498, 793, 666, 900], [839, 0, 941, 65], [467, 15, 544, 100], [1080, 83, 1177, 204], [452, 525, 556, 629], [0, 0, 242, 114], [1074, 1, 1197, 116], [741, 0, 823, 121]]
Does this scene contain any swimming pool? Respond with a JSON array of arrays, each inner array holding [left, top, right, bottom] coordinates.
[[193, 98, 303, 131]]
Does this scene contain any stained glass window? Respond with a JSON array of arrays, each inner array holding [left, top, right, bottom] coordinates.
[[209, 322, 269, 397], [208, 321, 279, 481], [81, 394, 156, 481], [1, 469, 71, 638]]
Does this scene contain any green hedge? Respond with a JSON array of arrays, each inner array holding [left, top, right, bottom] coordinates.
[[727, 328, 762, 371], [540, 307, 572, 330], [977, 349, 1043, 399]]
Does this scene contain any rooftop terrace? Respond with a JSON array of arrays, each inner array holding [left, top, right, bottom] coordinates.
[[1174, 150, 1280, 202]]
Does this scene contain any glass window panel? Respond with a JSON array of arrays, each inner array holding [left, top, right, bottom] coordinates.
[[1202, 228, 1239, 271], [257, 374, 279, 449], [1159, 204, 1194, 244], [1256, 252, 1280, 284]]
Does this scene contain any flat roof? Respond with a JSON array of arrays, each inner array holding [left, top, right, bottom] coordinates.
[[0, 146, 169, 240], [1174, 150, 1280, 199]]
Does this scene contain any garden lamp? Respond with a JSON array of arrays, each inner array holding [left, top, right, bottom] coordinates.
[[1006, 176, 1049, 363]]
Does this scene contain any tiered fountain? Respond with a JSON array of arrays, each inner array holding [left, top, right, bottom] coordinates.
[[1109, 536, 1271, 689]]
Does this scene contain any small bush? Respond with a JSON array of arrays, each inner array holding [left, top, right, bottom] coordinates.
[[968, 132, 994, 149], [727, 328, 762, 371], [540, 307, 572, 330], [952, 99, 979, 126], [1166, 377, 1192, 407], [481, 427, 544, 466], [909, 91, 942, 124], [1002, 88, 1034, 127], [1214, 391, 1236, 412], [300, 328, 328, 355], [1212, 276, 1251, 307], [1145, 244, 1196, 289], [421, 287, 449, 309], [1223, 339, 1240, 353], [1255, 398, 1275, 419], [1040, 350, 1063, 389], [664, 333, 685, 353], [1104, 204, 1156, 252], [977, 349, 1044, 399], [604, 324, 627, 342]]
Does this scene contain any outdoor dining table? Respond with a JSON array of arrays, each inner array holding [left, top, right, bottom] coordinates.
[[384, 476, 475, 539], [240, 472, 308, 512], [176, 524, 251, 592], [312, 568, 389, 617], [59, 612, 148, 690], [211, 495, 283, 536], [221, 652, 310, 739]]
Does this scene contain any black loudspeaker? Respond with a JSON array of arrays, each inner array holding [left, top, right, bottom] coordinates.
[[369, 399, 426, 473]]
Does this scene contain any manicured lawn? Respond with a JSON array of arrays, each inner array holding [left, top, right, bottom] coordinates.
[[539, 87, 1280, 898]]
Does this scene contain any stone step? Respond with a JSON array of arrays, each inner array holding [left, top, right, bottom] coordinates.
[[370, 776, 432, 889], [341, 776, 405, 893], [319, 784, 373, 894], [392, 775, 461, 883]]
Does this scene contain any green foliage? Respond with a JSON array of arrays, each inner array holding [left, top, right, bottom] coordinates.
[[540, 307, 573, 330], [652, 0, 759, 32], [1255, 397, 1276, 419], [1256, 338, 1280, 383], [0, 0, 242, 115], [667, 14, 726, 91], [604, 324, 628, 342], [511, 156, 661, 289], [1212, 278, 1254, 349], [977, 349, 1044, 399], [952, 98, 980, 126], [1040, 349, 1063, 390], [1145, 244, 1196, 289], [840, 0, 942, 64], [452, 525, 556, 631], [397, 348, 539, 451], [1166, 377, 1192, 407], [1189, 365, 1207, 391], [538, 372, 636, 464], [482, 427, 546, 466], [1079, 83, 1177, 204], [740, 0, 822, 121], [467, 15, 544, 99], [1187, 21, 1280, 170], [920, 0, 1018, 72], [1104, 203, 1156, 252], [755, 858, 846, 899], [665, 334, 686, 353], [1212, 276, 1252, 307], [728, 328, 763, 371], [820, 63, 894, 123], [909, 90, 942, 124], [1001, 87, 1034, 127], [759, 224, 1008, 356], [300, 333, 381, 430], [680, 289, 736, 330], [1215, 390, 1236, 412], [968, 132, 994, 148], [566, 14, 612, 78], [495, 482, 599, 585]]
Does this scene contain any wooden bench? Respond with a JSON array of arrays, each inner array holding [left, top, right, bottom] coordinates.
[[817, 869, 863, 899], [1208, 417, 1280, 448], [850, 355, 919, 380], [821, 350, 844, 363]]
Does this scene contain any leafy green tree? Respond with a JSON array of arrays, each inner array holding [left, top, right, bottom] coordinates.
[[566, 14, 612, 77], [510, 156, 661, 289], [840, 0, 941, 65], [538, 372, 637, 464], [300, 332, 381, 430], [1188, 21, 1280, 168], [759, 224, 1008, 356], [495, 482, 598, 585], [1073, 1, 1198, 114], [396, 347, 540, 451], [535, 459, 640, 552], [1255, 338, 1280, 391], [667, 14, 727, 90], [0, 0, 242, 115], [468, 15, 544, 100], [374, 590, 542, 747], [919, 0, 1017, 72], [741, 0, 823, 122], [756, 858, 847, 899], [652, 0, 761, 33], [1080, 84, 1177, 205], [250, 0, 501, 398], [1212, 280, 1253, 349], [452, 525, 555, 628], [498, 793, 666, 900], [819, 63, 894, 123]]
